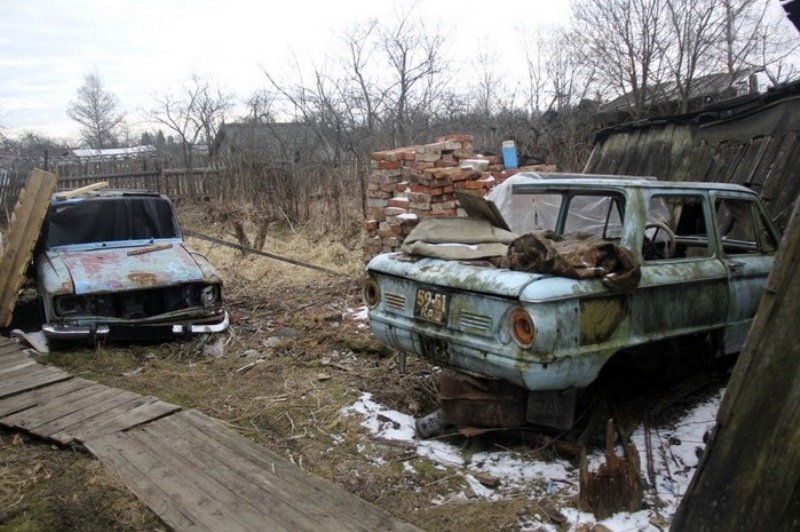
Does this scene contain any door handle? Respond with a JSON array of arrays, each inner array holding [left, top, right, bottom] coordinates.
[[728, 261, 744, 273]]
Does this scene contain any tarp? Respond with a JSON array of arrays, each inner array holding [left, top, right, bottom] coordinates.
[[400, 218, 518, 260]]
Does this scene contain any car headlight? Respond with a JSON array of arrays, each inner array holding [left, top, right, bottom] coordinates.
[[200, 285, 220, 307], [55, 295, 88, 316], [509, 307, 536, 348], [362, 277, 380, 308]]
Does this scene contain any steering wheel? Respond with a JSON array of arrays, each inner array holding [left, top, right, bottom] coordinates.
[[645, 221, 676, 259]]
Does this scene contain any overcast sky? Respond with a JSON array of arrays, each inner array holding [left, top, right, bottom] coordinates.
[[0, 0, 571, 143]]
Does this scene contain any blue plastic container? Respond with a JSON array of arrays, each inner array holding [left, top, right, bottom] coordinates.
[[502, 140, 518, 169]]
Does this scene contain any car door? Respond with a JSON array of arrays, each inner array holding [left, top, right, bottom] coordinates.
[[633, 191, 730, 340], [712, 193, 780, 354]]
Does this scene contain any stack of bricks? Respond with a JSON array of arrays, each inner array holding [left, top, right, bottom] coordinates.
[[363, 134, 556, 261]]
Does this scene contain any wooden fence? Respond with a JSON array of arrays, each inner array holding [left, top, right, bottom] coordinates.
[[1, 162, 225, 223]]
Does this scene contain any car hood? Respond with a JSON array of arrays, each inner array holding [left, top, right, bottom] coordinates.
[[45, 243, 211, 294]]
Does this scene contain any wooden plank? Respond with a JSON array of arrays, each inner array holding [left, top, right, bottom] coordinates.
[[129, 423, 285, 531], [88, 430, 264, 532], [0, 377, 94, 417], [0, 169, 58, 326], [140, 414, 340, 531], [69, 396, 180, 444], [0, 365, 73, 398], [0, 352, 35, 373], [54, 181, 108, 200], [174, 410, 419, 531], [0, 338, 24, 353], [84, 432, 211, 531], [0, 383, 111, 429], [30, 389, 143, 442]]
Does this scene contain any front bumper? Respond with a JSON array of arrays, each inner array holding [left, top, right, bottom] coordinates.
[[43, 311, 230, 341]]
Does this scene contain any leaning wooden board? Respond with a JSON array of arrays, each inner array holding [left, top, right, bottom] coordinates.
[[0, 169, 58, 326]]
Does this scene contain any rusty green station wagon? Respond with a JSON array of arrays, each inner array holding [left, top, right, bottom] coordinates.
[[363, 173, 780, 432]]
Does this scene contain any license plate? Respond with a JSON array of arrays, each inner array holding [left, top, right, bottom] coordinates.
[[414, 288, 448, 324]]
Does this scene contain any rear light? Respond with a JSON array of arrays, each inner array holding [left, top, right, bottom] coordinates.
[[509, 308, 535, 347], [362, 277, 380, 308]]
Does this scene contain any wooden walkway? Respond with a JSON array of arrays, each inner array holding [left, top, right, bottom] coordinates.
[[0, 337, 418, 531]]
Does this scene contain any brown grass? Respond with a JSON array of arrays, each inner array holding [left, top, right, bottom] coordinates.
[[0, 202, 569, 532]]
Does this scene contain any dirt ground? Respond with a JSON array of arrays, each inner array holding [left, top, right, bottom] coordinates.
[[0, 207, 532, 531], [0, 206, 727, 531]]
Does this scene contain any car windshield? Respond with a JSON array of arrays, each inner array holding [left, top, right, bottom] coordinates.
[[45, 196, 180, 247]]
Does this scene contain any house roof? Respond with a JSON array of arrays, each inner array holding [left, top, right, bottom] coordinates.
[[64, 145, 156, 159], [600, 70, 755, 114], [211, 122, 334, 162]]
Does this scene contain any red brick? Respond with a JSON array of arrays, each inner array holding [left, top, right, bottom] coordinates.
[[377, 160, 401, 170], [388, 198, 409, 208], [363, 219, 379, 231]]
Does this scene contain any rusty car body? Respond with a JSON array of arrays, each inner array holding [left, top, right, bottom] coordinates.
[[363, 173, 780, 431], [35, 189, 228, 344]]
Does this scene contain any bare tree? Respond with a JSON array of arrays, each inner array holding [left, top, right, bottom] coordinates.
[[659, 0, 723, 113], [378, 7, 449, 146], [149, 74, 232, 168], [67, 72, 125, 149], [715, 0, 800, 85], [573, 0, 668, 118], [245, 89, 278, 123]]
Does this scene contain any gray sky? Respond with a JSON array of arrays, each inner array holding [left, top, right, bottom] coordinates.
[[0, 0, 572, 143]]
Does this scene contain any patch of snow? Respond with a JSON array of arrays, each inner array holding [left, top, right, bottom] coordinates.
[[341, 389, 723, 530]]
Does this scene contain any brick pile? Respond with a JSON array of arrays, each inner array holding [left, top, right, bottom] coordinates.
[[363, 134, 556, 261]]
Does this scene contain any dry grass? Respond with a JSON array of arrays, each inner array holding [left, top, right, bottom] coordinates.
[[0, 202, 566, 531]]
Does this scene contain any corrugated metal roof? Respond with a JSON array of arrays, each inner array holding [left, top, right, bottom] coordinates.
[[585, 80, 800, 231]]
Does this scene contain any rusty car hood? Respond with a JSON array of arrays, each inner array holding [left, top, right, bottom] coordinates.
[[44, 243, 209, 294]]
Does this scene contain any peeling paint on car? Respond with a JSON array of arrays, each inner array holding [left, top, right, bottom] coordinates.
[[364, 174, 781, 429]]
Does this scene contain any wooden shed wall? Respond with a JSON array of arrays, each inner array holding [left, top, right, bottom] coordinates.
[[584, 91, 800, 231]]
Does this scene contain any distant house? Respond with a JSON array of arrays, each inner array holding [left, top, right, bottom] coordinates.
[[63, 145, 157, 160], [210, 122, 335, 167], [600, 70, 761, 123]]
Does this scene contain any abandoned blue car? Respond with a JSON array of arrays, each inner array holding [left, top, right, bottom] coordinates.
[[35, 188, 229, 345], [363, 173, 780, 430]]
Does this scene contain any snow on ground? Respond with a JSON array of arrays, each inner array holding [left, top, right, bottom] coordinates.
[[341, 390, 722, 531], [342, 305, 722, 529]]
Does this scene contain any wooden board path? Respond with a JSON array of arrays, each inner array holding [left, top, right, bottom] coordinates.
[[0, 337, 420, 531]]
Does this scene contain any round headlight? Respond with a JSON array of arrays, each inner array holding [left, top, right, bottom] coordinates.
[[509, 308, 536, 347], [362, 277, 380, 308], [200, 285, 220, 306], [55, 295, 87, 316]]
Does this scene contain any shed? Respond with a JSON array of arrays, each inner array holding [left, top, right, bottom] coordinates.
[[584, 79, 800, 231]]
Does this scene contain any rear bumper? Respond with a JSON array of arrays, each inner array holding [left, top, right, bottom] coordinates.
[[43, 311, 230, 341]]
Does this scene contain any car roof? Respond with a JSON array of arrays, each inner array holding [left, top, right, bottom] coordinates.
[[50, 189, 168, 205], [513, 172, 759, 194]]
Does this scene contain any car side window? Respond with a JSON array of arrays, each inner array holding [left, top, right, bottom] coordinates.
[[562, 194, 625, 240], [645, 194, 711, 261], [714, 198, 777, 254]]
